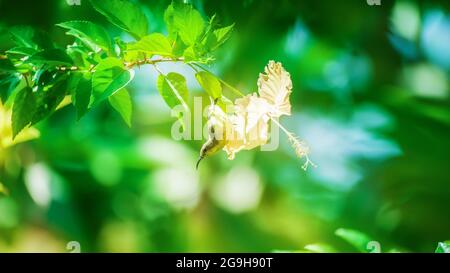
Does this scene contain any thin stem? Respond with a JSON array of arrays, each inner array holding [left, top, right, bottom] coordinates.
[[125, 57, 184, 69], [0, 54, 185, 74]]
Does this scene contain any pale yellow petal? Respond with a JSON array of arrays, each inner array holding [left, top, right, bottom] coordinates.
[[223, 94, 271, 159], [257, 60, 292, 117]]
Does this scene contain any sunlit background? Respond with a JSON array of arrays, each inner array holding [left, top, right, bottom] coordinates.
[[0, 0, 449, 252]]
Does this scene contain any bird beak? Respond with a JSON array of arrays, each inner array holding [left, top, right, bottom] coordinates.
[[196, 156, 204, 170]]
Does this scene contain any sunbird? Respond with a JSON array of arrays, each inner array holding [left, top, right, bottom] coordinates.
[[196, 98, 227, 169]]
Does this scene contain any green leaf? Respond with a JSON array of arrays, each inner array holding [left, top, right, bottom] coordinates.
[[108, 88, 132, 127], [122, 50, 146, 63], [91, 57, 134, 106], [204, 14, 219, 35], [30, 79, 68, 125], [335, 228, 373, 253], [156, 72, 189, 110], [127, 33, 173, 57], [33, 69, 57, 90], [66, 45, 91, 68], [70, 74, 92, 119], [0, 74, 21, 104], [0, 59, 17, 73], [182, 46, 197, 62], [164, 2, 205, 46], [9, 26, 54, 49], [171, 36, 188, 58], [9, 26, 35, 48], [195, 71, 222, 99], [435, 241, 450, 253], [27, 49, 73, 66], [11, 73, 68, 136], [213, 24, 234, 47], [57, 20, 112, 53], [6, 47, 38, 58], [203, 23, 234, 51], [90, 0, 148, 39], [12, 86, 36, 138]]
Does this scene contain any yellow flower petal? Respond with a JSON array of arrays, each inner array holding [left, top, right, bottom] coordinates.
[[257, 60, 293, 117], [223, 94, 271, 159]]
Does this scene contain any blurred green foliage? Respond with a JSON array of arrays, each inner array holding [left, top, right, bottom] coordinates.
[[0, 0, 449, 252]]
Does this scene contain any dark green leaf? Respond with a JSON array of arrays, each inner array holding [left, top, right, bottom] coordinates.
[[0, 74, 21, 104], [156, 72, 189, 110], [9, 26, 54, 49], [30, 79, 68, 125], [90, 0, 148, 39], [12, 86, 36, 138], [195, 71, 222, 99], [27, 49, 73, 66], [164, 2, 205, 46], [12, 72, 69, 136], [91, 57, 134, 106], [127, 33, 173, 57], [70, 74, 92, 119], [32, 69, 56, 90], [0, 59, 17, 73], [57, 20, 112, 53], [108, 88, 132, 127], [9, 26, 35, 48], [6, 47, 38, 58]]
